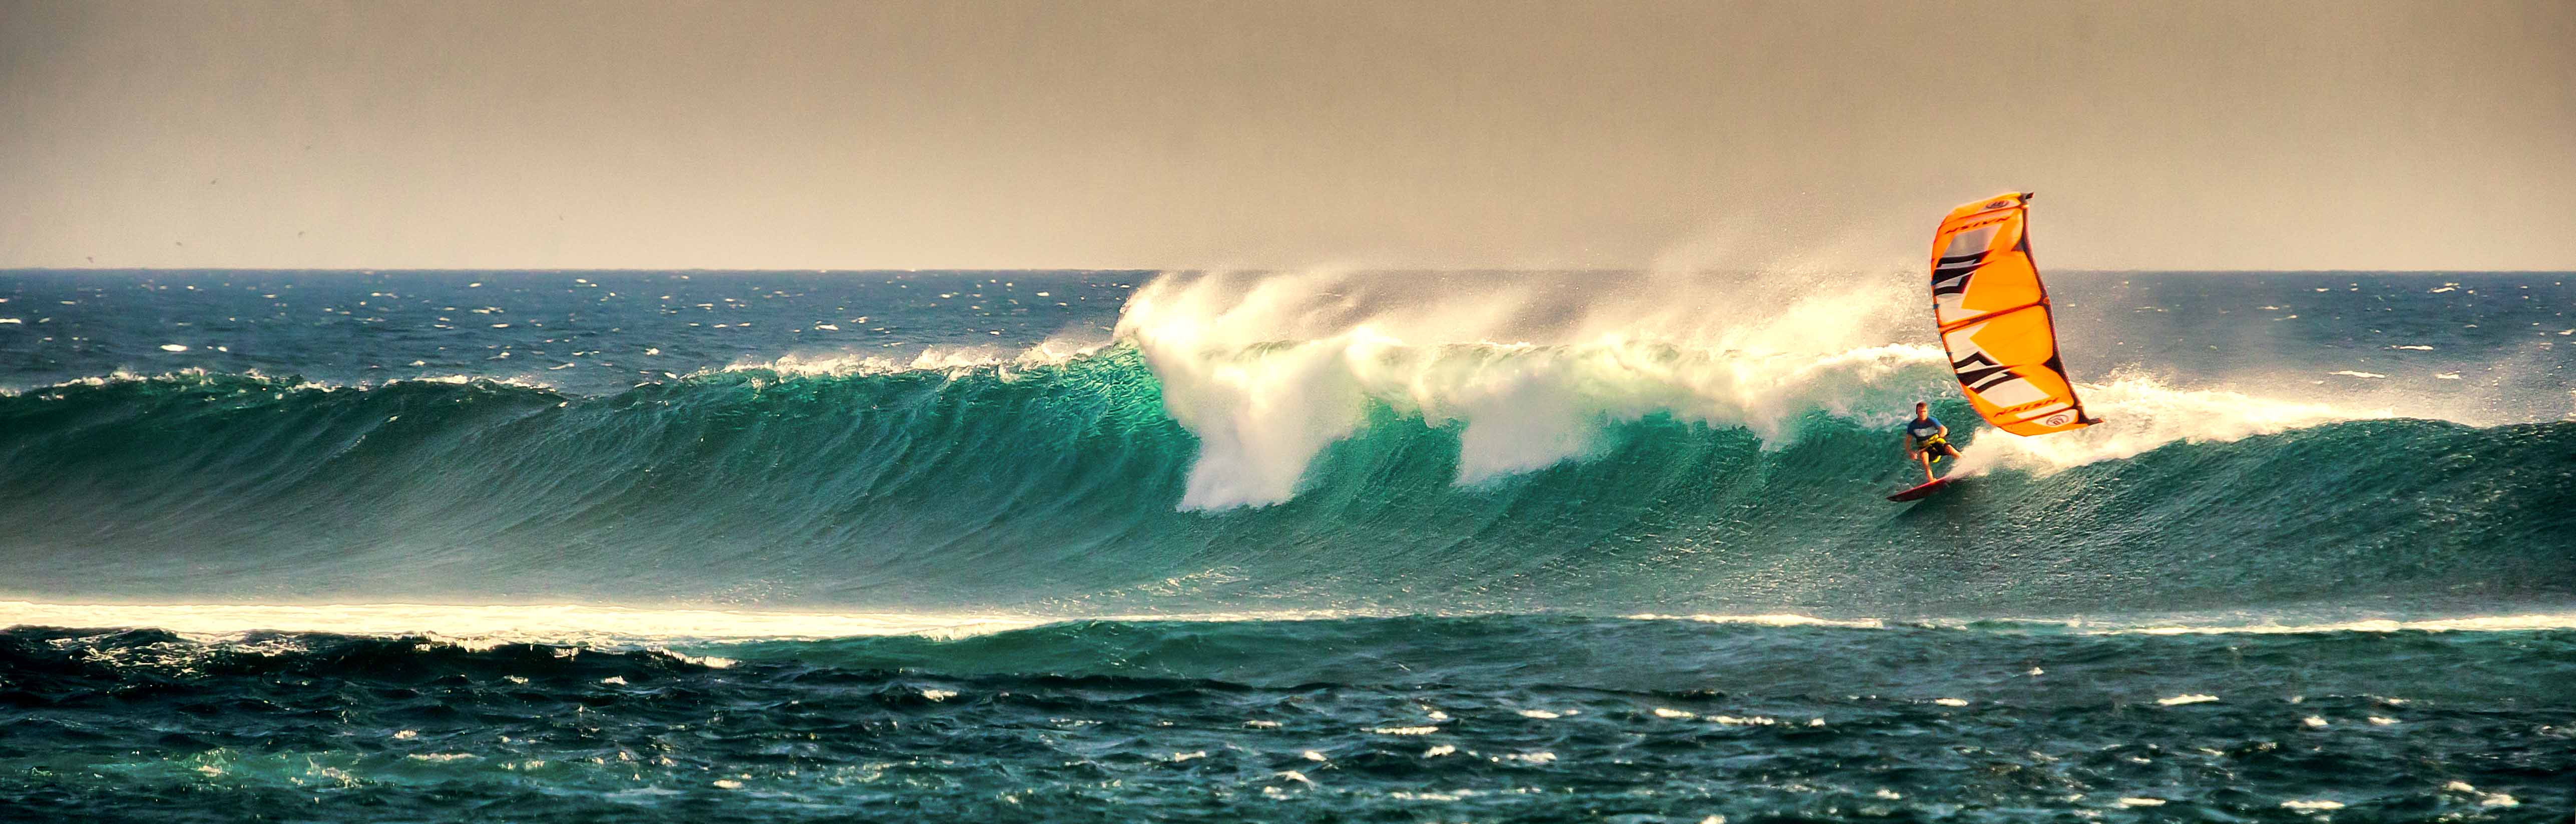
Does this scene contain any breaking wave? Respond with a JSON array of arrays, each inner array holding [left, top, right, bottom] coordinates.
[[2, 337, 2566, 616]]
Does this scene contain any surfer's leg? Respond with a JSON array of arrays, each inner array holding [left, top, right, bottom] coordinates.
[[1918, 453, 1935, 482]]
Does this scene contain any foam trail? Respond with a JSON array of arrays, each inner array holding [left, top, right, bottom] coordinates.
[[1953, 375, 2390, 474], [727, 338, 1108, 378], [0, 601, 1411, 646], [0, 601, 1058, 645]]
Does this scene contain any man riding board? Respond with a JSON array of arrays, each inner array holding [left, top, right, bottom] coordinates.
[[1903, 401, 1960, 483]]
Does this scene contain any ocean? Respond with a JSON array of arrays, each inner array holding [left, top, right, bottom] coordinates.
[[1, 268, 2570, 822]]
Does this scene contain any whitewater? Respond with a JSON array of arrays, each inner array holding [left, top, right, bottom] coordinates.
[[1, 268, 2570, 822]]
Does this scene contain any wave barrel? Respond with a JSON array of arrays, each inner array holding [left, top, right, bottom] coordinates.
[[1928, 192, 2096, 435]]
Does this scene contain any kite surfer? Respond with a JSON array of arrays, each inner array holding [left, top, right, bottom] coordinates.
[[1903, 401, 1960, 483]]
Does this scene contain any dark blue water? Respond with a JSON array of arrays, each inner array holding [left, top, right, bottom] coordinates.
[[0, 270, 1145, 396], [2, 269, 2571, 821]]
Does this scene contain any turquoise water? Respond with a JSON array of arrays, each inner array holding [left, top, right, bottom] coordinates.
[[1, 270, 2570, 821]]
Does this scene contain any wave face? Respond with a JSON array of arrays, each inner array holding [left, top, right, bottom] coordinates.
[[4, 347, 2569, 614]]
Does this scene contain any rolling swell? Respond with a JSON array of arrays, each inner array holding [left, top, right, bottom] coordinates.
[[1, 348, 2570, 614]]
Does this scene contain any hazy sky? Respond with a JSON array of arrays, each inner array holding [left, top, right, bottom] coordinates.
[[3, 0, 2570, 271]]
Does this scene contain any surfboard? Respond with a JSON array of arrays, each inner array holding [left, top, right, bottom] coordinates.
[[1887, 477, 1953, 502]]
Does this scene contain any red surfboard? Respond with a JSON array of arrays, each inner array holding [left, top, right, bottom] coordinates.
[[1887, 477, 1954, 502]]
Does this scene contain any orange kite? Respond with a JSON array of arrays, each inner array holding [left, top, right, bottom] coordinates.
[[1926, 192, 2098, 435]]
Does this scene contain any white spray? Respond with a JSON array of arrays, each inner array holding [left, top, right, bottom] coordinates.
[[1115, 264, 1947, 509], [1112, 258, 2457, 509]]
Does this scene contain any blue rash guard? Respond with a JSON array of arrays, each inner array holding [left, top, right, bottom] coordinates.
[[1906, 417, 1948, 445]]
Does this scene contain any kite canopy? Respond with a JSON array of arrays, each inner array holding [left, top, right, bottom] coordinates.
[[1927, 192, 2095, 436]]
